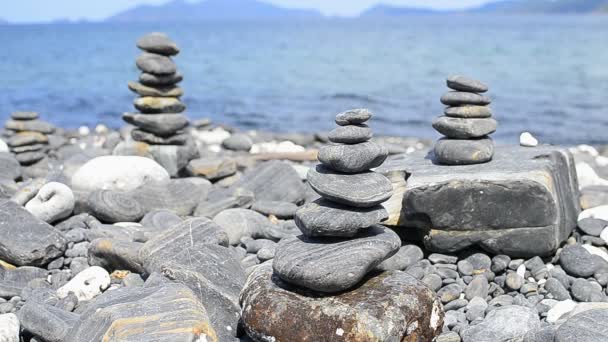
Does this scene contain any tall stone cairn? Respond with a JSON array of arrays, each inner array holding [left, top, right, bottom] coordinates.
[[433, 75, 497, 165], [123, 32, 189, 146]]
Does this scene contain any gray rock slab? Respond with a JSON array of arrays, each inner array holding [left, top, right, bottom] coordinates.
[[88, 238, 145, 274], [5, 120, 55, 134], [132, 178, 210, 216], [194, 186, 254, 218], [461, 305, 540, 342], [376, 145, 580, 257], [0, 266, 48, 298], [19, 301, 79, 342], [555, 309, 608, 342], [87, 190, 145, 223], [186, 157, 237, 181]]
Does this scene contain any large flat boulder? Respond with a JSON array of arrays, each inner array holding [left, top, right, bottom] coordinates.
[[377, 146, 580, 257]]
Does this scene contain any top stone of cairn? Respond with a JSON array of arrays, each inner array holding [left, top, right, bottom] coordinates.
[[335, 108, 372, 126], [447, 75, 488, 93], [137, 32, 180, 56]]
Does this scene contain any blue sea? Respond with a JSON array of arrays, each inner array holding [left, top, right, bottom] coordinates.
[[0, 16, 607, 145]]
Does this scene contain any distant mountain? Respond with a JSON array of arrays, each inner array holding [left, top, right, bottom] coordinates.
[[361, 5, 443, 16], [107, 0, 322, 22]]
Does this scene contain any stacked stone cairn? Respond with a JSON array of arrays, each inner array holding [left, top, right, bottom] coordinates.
[[4, 111, 54, 165], [123, 32, 189, 146], [433, 75, 497, 165]]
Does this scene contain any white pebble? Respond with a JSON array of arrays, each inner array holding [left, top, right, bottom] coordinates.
[[519, 132, 538, 147], [538, 279, 546, 285], [25, 182, 75, 223], [546, 263, 554, 271], [95, 124, 109, 134], [547, 300, 577, 323], [576, 163, 608, 189], [582, 245, 608, 263], [78, 126, 90, 136], [516, 264, 526, 278], [0, 139, 8, 153], [579, 205, 608, 222], [192, 127, 231, 145], [0, 313, 19, 342], [250, 141, 305, 154], [57, 266, 110, 301], [600, 227, 608, 244], [575, 144, 599, 157], [596, 156, 608, 167]]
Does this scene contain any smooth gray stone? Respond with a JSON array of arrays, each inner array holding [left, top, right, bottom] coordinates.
[[222, 133, 253, 151], [139, 217, 229, 272], [447, 75, 488, 93], [194, 186, 254, 218], [136, 32, 179, 56], [440, 91, 491, 106], [11, 111, 39, 120], [15, 151, 46, 165], [5, 120, 55, 134], [234, 160, 306, 204], [19, 301, 79, 342], [122, 273, 145, 287], [465, 253, 492, 272], [251, 200, 298, 219], [560, 244, 601, 277], [578, 217, 608, 236], [123, 113, 188, 137], [570, 278, 605, 302], [139, 209, 183, 232], [0, 200, 67, 266], [376, 244, 424, 271], [113, 139, 199, 177], [335, 108, 372, 126], [145, 245, 245, 340], [87, 190, 145, 223], [243, 239, 276, 254], [445, 105, 493, 118], [7, 132, 48, 147], [88, 238, 145, 274], [0, 266, 47, 298], [318, 141, 388, 173], [465, 275, 489, 300], [131, 129, 188, 145], [132, 178, 210, 216], [432, 116, 497, 139], [437, 283, 462, 303], [295, 198, 388, 237], [421, 273, 443, 292], [135, 52, 176, 75], [66, 282, 216, 341], [461, 305, 540, 342], [139, 71, 183, 86], [433, 138, 494, 165], [127, 81, 183, 97], [505, 272, 523, 290], [328, 124, 372, 144], [186, 157, 237, 181], [443, 298, 468, 311], [307, 164, 393, 207], [55, 213, 101, 232], [213, 208, 288, 245], [273, 225, 400, 293], [376, 146, 580, 257], [0, 153, 21, 180], [555, 309, 608, 342], [133, 96, 185, 114], [428, 253, 458, 264]]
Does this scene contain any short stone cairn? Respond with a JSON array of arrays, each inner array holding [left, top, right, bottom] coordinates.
[[5, 111, 54, 165]]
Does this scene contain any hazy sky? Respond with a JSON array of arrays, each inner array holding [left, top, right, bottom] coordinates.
[[3, 0, 496, 22]]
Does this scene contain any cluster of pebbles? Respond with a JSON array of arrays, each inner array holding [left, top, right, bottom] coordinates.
[[433, 75, 497, 165], [4, 112, 54, 166], [123, 32, 190, 145], [272, 109, 400, 293]]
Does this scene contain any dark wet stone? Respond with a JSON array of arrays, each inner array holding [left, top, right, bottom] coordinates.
[[432, 116, 497, 139], [139, 71, 183, 86], [328, 124, 372, 144], [318, 141, 388, 173], [0, 153, 21, 180], [7, 132, 48, 147], [447, 75, 488, 93], [135, 52, 176, 75], [555, 309, 608, 342], [444, 105, 493, 118], [222, 133, 253, 151], [87, 190, 145, 223], [133, 96, 186, 114], [433, 138, 494, 165], [5, 120, 55, 134], [251, 200, 298, 219], [11, 111, 39, 121], [560, 244, 601, 277], [88, 239, 145, 274], [186, 157, 237, 181], [440, 91, 491, 106], [19, 301, 79, 342], [240, 263, 443, 342], [273, 225, 400, 293], [0, 266, 48, 298], [578, 218, 608, 237], [295, 198, 388, 237], [0, 200, 67, 266], [136, 32, 179, 56], [127, 81, 183, 97], [123, 113, 188, 136], [307, 164, 393, 207], [234, 160, 306, 204], [335, 108, 372, 126]]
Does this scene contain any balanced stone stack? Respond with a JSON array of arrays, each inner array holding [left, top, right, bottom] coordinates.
[[123, 32, 189, 146], [433, 75, 497, 165], [4, 111, 54, 166]]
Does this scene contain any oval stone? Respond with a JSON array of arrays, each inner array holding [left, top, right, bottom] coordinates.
[[273, 225, 401, 292], [440, 92, 491, 106], [127, 81, 183, 98], [307, 165, 393, 207], [123, 113, 188, 137], [444, 105, 493, 118], [317, 141, 388, 173], [328, 125, 372, 144], [432, 116, 497, 139], [447, 75, 488, 93], [133, 97, 185, 114], [136, 32, 179, 56], [433, 138, 494, 165], [335, 108, 372, 126], [135, 52, 176, 75], [87, 190, 145, 223], [139, 72, 183, 87]]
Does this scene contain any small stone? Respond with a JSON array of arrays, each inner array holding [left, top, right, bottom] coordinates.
[[570, 278, 605, 302], [136, 32, 179, 56], [222, 133, 253, 151], [377, 244, 424, 272], [234, 160, 307, 204], [123, 112, 188, 136], [447, 75, 488, 93], [520, 132, 539, 147], [88, 239, 145, 274], [135, 52, 176, 75], [335, 108, 372, 126], [465, 275, 489, 300], [491, 255, 511, 273], [433, 138, 494, 165], [579, 218, 608, 237], [24, 182, 74, 223], [133, 96, 185, 114], [251, 200, 298, 219], [440, 92, 491, 106], [11, 111, 39, 120], [457, 260, 474, 276], [317, 141, 388, 173], [505, 272, 524, 290], [0, 154, 20, 181], [559, 244, 600, 277], [544, 278, 571, 301], [466, 296, 488, 321], [422, 273, 443, 292], [139, 71, 183, 86], [307, 164, 393, 207], [56, 266, 110, 301], [127, 81, 183, 97], [438, 283, 462, 303], [437, 332, 461, 342], [186, 157, 237, 181], [140, 209, 183, 231], [433, 116, 497, 139], [213, 208, 283, 245], [15, 151, 45, 165], [444, 105, 492, 118], [444, 298, 468, 311], [429, 253, 458, 264], [328, 124, 372, 144]]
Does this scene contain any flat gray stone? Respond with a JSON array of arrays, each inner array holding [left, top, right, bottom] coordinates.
[[295, 198, 388, 237], [15, 151, 46, 165], [328, 124, 372, 144], [185, 157, 237, 181], [131, 129, 188, 145], [194, 186, 254, 218], [570, 278, 605, 302], [376, 244, 424, 271], [87, 190, 145, 223], [447, 75, 488, 93], [0, 266, 48, 298], [136, 32, 179, 56], [7, 132, 48, 147], [127, 81, 183, 97], [318, 141, 388, 173], [560, 244, 601, 277], [5, 120, 54, 134], [12, 143, 46, 153], [139, 71, 183, 86], [578, 217, 608, 236], [433, 116, 497, 139], [135, 52, 176, 75], [273, 225, 401, 292], [461, 305, 540, 342], [233, 160, 306, 204], [19, 301, 79, 342], [123, 112, 188, 137], [544, 277, 571, 300], [132, 178, 210, 216], [133, 96, 185, 114], [139, 209, 183, 231], [335, 108, 372, 126], [0, 200, 67, 266], [222, 133, 253, 151], [307, 164, 393, 207], [555, 309, 608, 342], [376, 146, 580, 257], [444, 105, 493, 118], [441, 91, 491, 106], [11, 111, 39, 120], [434, 138, 494, 165]]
